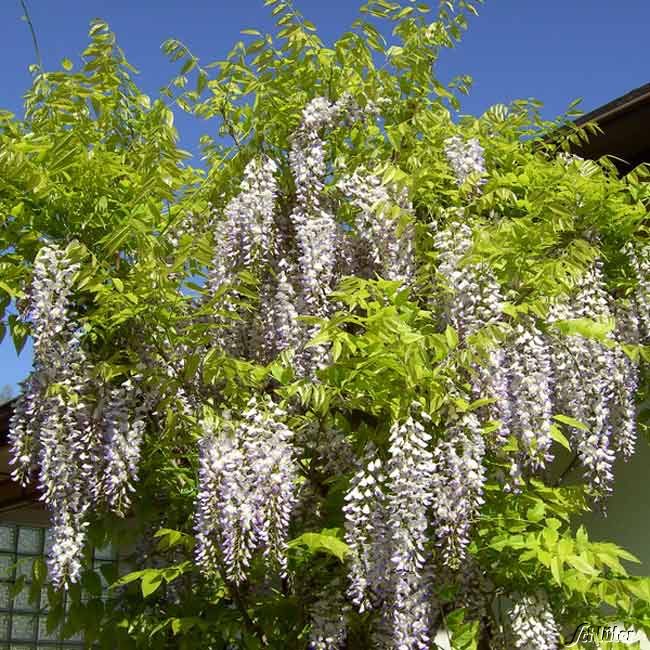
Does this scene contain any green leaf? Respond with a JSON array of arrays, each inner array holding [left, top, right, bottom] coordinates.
[[543, 526, 559, 546], [82, 570, 103, 597], [9, 314, 29, 355], [616, 548, 641, 564], [553, 414, 589, 431], [550, 556, 563, 585], [61, 58, 73, 71], [549, 424, 572, 450], [625, 578, 650, 603], [331, 338, 343, 361], [553, 317, 614, 343], [0, 279, 21, 298], [154, 528, 194, 551], [184, 354, 201, 381], [444, 325, 458, 349], [446, 609, 479, 650], [10, 574, 25, 599], [141, 570, 164, 598], [288, 529, 350, 562], [567, 554, 600, 576], [526, 500, 545, 523], [110, 569, 148, 589], [31, 557, 46, 586]]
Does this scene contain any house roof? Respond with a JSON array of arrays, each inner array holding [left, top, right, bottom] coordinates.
[[0, 399, 15, 446], [0, 399, 40, 513], [572, 82, 650, 172]]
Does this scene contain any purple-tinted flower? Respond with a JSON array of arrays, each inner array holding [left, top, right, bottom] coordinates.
[[343, 452, 390, 612], [308, 580, 349, 650], [625, 242, 650, 341], [444, 136, 487, 188], [610, 302, 639, 460], [337, 170, 414, 286], [508, 593, 559, 650], [102, 379, 148, 516], [431, 410, 486, 566], [549, 263, 616, 497], [506, 319, 554, 473], [385, 406, 435, 649], [432, 215, 503, 341], [194, 401, 296, 583]]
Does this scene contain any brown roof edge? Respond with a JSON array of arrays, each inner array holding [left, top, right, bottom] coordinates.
[[575, 82, 650, 127]]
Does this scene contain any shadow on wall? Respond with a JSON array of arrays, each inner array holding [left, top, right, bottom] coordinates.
[[582, 438, 650, 575]]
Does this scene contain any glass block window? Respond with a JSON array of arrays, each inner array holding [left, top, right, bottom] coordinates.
[[0, 524, 117, 648]]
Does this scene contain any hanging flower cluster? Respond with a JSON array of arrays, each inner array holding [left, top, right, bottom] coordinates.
[[101, 378, 149, 516], [434, 215, 638, 498], [432, 214, 503, 341], [206, 95, 390, 375], [506, 318, 555, 477], [289, 97, 343, 316], [337, 169, 414, 286], [343, 452, 390, 613], [308, 580, 349, 650], [9, 246, 148, 587], [385, 407, 435, 650], [344, 406, 435, 649], [10, 246, 95, 587], [444, 135, 487, 188], [508, 593, 560, 650], [610, 303, 639, 460], [262, 259, 301, 359], [208, 156, 279, 357], [194, 400, 296, 584], [625, 241, 650, 341], [548, 263, 619, 496], [208, 156, 279, 292], [430, 410, 486, 567]]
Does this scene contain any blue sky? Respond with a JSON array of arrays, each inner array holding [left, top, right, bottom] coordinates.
[[1, 0, 650, 391]]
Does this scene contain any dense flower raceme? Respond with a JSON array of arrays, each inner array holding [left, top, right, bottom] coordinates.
[[208, 155, 279, 357], [344, 407, 435, 650], [9, 245, 95, 587], [432, 214, 503, 341], [505, 318, 555, 476], [208, 156, 279, 293], [308, 580, 349, 650], [337, 169, 414, 286], [625, 241, 650, 341], [508, 593, 560, 650], [430, 409, 486, 567], [443, 135, 487, 188], [385, 409, 436, 650], [194, 400, 296, 584], [206, 96, 389, 374], [9, 246, 148, 587], [610, 302, 640, 460], [548, 263, 621, 497], [288, 96, 343, 316], [343, 451, 390, 614], [101, 378, 149, 516], [9, 243, 80, 487], [432, 214, 639, 497]]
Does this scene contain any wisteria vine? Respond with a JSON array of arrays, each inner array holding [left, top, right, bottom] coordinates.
[[8, 93, 650, 650]]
